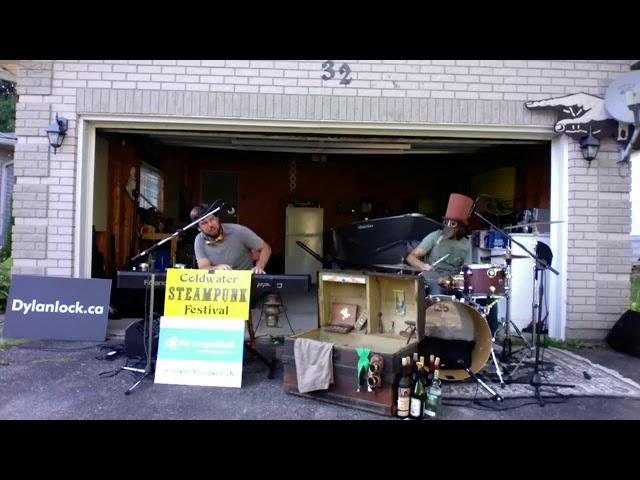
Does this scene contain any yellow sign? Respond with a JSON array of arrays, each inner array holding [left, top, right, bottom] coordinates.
[[163, 269, 252, 319]]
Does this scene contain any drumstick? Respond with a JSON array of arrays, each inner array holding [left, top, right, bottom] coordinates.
[[431, 253, 450, 267], [418, 253, 450, 277]]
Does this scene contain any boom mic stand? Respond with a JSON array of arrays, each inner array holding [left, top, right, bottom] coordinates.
[[473, 211, 574, 405], [121, 254, 157, 395]]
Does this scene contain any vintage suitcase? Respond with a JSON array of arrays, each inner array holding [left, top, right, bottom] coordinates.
[[282, 270, 426, 416]]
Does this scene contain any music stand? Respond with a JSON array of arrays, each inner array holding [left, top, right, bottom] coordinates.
[[473, 210, 574, 405]]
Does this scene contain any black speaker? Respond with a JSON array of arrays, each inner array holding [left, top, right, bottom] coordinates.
[[124, 316, 160, 360], [606, 310, 640, 358]]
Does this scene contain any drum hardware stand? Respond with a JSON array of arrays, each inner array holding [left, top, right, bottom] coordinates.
[[457, 360, 504, 402], [472, 210, 574, 405], [496, 249, 532, 364], [503, 245, 574, 406], [472, 211, 546, 364], [480, 296, 506, 387]]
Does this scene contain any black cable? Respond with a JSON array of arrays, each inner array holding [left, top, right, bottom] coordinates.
[[95, 343, 125, 360], [443, 393, 572, 411]]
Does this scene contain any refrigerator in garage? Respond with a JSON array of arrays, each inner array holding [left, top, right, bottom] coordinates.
[[285, 206, 323, 284]]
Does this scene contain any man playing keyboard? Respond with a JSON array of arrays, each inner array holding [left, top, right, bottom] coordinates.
[[190, 203, 272, 347], [190, 203, 272, 274]]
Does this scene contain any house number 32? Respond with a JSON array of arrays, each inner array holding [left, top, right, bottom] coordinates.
[[321, 61, 352, 85]]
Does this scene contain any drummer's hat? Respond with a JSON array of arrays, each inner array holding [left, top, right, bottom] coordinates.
[[444, 193, 473, 226]]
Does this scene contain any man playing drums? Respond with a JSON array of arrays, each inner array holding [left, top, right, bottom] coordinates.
[[406, 193, 473, 296]]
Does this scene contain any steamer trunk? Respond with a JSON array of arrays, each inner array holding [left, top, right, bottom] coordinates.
[[282, 270, 426, 416]]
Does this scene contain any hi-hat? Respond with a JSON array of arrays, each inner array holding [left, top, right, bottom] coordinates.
[[502, 221, 565, 230]]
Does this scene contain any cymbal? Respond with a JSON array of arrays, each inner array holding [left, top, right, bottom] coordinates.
[[502, 221, 565, 230], [483, 253, 528, 260], [371, 263, 421, 272]]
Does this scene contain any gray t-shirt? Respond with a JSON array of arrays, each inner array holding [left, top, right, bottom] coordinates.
[[417, 229, 472, 276], [194, 223, 265, 270]]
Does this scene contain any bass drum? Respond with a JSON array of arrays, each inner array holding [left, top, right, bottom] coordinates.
[[423, 299, 492, 381]]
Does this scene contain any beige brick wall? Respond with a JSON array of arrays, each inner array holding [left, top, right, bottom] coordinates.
[[565, 141, 633, 340], [11, 59, 637, 338]]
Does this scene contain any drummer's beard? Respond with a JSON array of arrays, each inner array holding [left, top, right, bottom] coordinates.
[[443, 225, 467, 240], [442, 226, 457, 239]]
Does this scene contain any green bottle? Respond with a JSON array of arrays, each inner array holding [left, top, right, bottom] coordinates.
[[423, 369, 442, 418]]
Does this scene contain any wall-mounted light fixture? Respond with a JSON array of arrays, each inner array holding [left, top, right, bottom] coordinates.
[[46, 114, 68, 154], [580, 127, 600, 164]]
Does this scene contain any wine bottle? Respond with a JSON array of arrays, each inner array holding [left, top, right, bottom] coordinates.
[[396, 357, 411, 419], [425, 353, 435, 387], [409, 361, 425, 419]]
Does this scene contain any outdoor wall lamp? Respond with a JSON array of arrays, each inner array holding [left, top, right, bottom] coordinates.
[[46, 114, 68, 154], [580, 127, 600, 164]]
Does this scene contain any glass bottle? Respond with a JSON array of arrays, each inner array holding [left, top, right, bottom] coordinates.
[[409, 361, 425, 419], [423, 369, 442, 418], [396, 357, 411, 419]]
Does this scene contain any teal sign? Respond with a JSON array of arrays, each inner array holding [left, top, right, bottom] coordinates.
[[154, 317, 245, 388]]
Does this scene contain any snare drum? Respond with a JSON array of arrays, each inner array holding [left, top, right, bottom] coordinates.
[[463, 264, 506, 296]]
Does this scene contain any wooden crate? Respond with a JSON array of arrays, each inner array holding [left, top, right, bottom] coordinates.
[[282, 270, 426, 416]]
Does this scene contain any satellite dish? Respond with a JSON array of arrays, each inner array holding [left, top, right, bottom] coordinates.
[[605, 70, 640, 123]]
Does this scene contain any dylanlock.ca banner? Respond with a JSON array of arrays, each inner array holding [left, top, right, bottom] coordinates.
[[4, 275, 112, 341]]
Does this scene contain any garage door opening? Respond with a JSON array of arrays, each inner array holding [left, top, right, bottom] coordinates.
[[92, 129, 550, 276], [88, 128, 552, 329]]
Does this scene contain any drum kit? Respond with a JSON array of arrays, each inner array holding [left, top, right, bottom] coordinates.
[[418, 221, 565, 402], [372, 217, 568, 402]]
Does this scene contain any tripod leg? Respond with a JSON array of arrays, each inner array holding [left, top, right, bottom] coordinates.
[[501, 336, 512, 363], [279, 296, 295, 336], [125, 371, 150, 395], [254, 297, 265, 334], [465, 368, 503, 402], [490, 347, 505, 386], [247, 315, 257, 350], [510, 320, 532, 349]]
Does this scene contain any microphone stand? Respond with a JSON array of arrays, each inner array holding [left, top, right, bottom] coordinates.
[[472, 211, 573, 406]]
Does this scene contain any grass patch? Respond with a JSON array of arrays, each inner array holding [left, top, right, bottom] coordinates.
[[544, 338, 590, 349], [0, 338, 30, 350]]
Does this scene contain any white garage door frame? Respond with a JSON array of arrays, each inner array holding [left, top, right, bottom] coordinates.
[[76, 114, 566, 338]]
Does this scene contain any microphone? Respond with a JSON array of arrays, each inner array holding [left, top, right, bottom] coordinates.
[[468, 195, 480, 218]]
